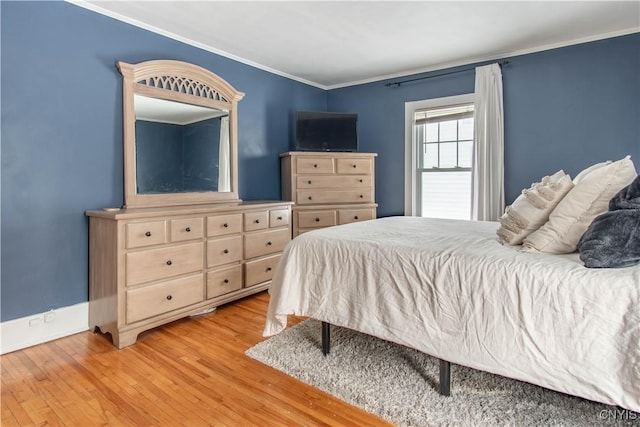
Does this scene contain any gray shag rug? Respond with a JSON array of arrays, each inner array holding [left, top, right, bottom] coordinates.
[[246, 319, 638, 426]]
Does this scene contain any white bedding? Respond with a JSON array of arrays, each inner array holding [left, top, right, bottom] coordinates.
[[264, 217, 640, 411]]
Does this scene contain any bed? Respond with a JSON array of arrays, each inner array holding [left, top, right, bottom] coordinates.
[[263, 217, 640, 412]]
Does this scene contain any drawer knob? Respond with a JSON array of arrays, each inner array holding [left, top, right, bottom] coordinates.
[[223, 249, 229, 254], [353, 164, 357, 168], [255, 219, 260, 224], [145, 231, 152, 237], [308, 180, 312, 184], [308, 196, 312, 200], [223, 223, 229, 228], [166, 260, 172, 266], [359, 179, 363, 183], [359, 195, 364, 198], [277, 216, 283, 220], [267, 241, 272, 246], [224, 279, 229, 284], [313, 164, 318, 168], [315, 217, 320, 222], [186, 227, 191, 232], [166, 295, 172, 300], [354, 216, 359, 220], [266, 267, 272, 272]]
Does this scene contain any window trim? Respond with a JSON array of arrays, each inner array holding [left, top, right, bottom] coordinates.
[[404, 93, 475, 216]]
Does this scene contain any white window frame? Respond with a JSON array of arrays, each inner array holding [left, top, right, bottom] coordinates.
[[404, 93, 475, 216]]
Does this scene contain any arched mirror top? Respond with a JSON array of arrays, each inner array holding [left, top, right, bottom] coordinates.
[[118, 59, 245, 209]]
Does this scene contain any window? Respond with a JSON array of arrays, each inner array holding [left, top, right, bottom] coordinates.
[[404, 94, 474, 219]]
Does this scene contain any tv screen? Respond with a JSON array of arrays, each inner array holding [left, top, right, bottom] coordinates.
[[295, 111, 358, 152]]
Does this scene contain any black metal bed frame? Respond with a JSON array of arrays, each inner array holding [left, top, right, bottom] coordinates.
[[321, 321, 451, 396]]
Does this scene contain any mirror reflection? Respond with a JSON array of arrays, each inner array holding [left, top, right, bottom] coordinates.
[[134, 94, 231, 194]]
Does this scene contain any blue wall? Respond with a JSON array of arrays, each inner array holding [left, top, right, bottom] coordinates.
[[136, 121, 185, 193], [0, 1, 325, 322], [327, 33, 640, 217], [135, 118, 222, 193], [2, 1, 638, 323], [184, 118, 222, 192]]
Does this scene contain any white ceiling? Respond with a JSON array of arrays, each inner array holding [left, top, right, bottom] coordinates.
[[73, 1, 639, 89], [134, 94, 227, 125]]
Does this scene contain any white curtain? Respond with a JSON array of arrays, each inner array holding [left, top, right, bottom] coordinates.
[[218, 116, 230, 192], [472, 63, 504, 221]]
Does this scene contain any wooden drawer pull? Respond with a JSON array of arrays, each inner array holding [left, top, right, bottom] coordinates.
[[185, 227, 191, 232], [266, 241, 272, 246], [224, 279, 229, 284], [223, 223, 229, 228], [308, 180, 312, 184], [166, 295, 172, 300], [359, 179, 363, 183], [314, 164, 318, 168], [145, 231, 152, 237], [352, 164, 357, 168], [166, 260, 173, 266], [277, 216, 283, 220], [308, 196, 312, 200], [255, 219, 260, 224], [315, 218, 320, 222], [354, 216, 359, 220], [223, 249, 229, 254], [359, 195, 364, 198], [266, 267, 272, 272]]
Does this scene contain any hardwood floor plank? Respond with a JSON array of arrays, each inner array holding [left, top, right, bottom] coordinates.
[[1, 380, 34, 426], [48, 339, 142, 426], [1, 291, 391, 426], [20, 343, 106, 426]]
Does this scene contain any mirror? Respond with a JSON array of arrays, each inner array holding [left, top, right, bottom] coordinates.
[[118, 59, 245, 208], [134, 94, 231, 194]]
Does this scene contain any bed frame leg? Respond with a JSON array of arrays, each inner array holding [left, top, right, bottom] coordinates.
[[321, 322, 330, 356], [320, 322, 450, 394], [439, 359, 451, 396]]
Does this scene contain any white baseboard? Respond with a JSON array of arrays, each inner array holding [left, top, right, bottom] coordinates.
[[1, 303, 89, 354]]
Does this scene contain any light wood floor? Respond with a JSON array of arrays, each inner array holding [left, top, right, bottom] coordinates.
[[1, 291, 391, 426]]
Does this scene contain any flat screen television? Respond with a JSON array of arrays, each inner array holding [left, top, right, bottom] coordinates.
[[295, 111, 358, 152]]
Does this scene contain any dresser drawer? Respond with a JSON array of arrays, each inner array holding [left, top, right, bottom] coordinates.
[[337, 158, 372, 175], [244, 211, 269, 232], [269, 209, 290, 228], [207, 235, 243, 268], [126, 221, 166, 249], [296, 189, 373, 205], [126, 243, 203, 286], [244, 229, 290, 259], [296, 157, 334, 174], [126, 274, 203, 324], [170, 217, 204, 242], [338, 208, 375, 225], [245, 255, 281, 287], [297, 210, 337, 228], [297, 175, 371, 189], [207, 265, 243, 299], [207, 213, 242, 237]]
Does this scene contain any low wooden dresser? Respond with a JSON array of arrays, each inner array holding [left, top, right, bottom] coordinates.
[[281, 152, 377, 237], [86, 201, 292, 348]]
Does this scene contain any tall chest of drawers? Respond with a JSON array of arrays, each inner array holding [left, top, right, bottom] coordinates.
[[281, 152, 377, 236], [86, 201, 292, 348]]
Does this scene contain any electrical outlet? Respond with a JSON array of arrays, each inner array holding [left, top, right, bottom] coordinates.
[[29, 317, 43, 327], [44, 311, 55, 323]]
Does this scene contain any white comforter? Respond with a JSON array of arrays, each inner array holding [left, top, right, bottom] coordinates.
[[264, 217, 640, 411]]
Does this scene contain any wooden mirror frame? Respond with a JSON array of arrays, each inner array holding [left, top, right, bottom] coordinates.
[[118, 59, 245, 208]]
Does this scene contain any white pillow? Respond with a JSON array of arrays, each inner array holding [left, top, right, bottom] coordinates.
[[522, 156, 637, 254], [496, 170, 574, 245]]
